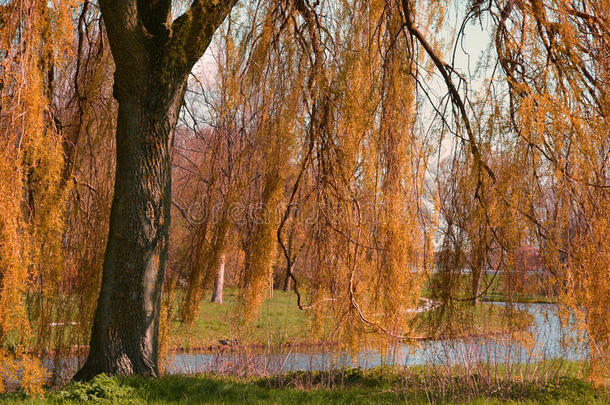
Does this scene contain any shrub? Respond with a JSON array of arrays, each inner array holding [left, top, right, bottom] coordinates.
[[53, 374, 138, 403]]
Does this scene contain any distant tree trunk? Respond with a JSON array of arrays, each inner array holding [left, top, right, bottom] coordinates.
[[471, 231, 488, 306], [75, 0, 236, 380], [282, 263, 292, 292], [269, 272, 274, 299], [472, 266, 481, 306], [211, 253, 225, 303]]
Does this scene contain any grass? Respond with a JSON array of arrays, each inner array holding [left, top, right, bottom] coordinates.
[[168, 289, 311, 350], [1, 363, 607, 404], [413, 302, 533, 339], [168, 289, 533, 351], [481, 292, 557, 304], [424, 273, 558, 305], [26, 282, 543, 353]]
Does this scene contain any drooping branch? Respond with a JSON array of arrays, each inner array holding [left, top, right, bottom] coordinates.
[[400, 0, 496, 184], [293, 0, 324, 86]]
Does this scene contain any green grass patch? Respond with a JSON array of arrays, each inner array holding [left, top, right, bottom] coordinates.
[[481, 292, 557, 304], [413, 302, 534, 339], [1, 364, 607, 404], [424, 272, 558, 305], [169, 289, 311, 350], [170, 289, 534, 350]]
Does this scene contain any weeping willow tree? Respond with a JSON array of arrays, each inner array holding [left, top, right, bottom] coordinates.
[[0, 0, 77, 393], [0, 0, 119, 390], [0, 0, 608, 389], [433, 0, 609, 380], [171, 0, 607, 372], [54, 2, 117, 378], [490, 0, 609, 379], [298, 0, 434, 345], [175, 0, 438, 350]]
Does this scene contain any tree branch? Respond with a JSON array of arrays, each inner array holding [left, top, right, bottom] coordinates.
[[400, 0, 495, 183], [169, 0, 238, 72], [99, 0, 151, 68]]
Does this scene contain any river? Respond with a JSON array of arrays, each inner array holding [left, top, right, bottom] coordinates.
[[164, 303, 588, 374], [43, 303, 587, 381]]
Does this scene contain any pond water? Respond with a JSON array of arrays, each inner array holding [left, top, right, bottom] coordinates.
[[44, 303, 588, 380], [164, 303, 588, 374]]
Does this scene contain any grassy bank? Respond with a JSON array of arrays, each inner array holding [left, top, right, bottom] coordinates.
[[424, 273, 558, 304], [169, 289, 310, 350], [481, 292, 557, 304], [169, 289, 533, 351], [1, 363, 607, 404]]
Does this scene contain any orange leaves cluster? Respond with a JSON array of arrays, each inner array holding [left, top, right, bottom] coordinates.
[[0, 0, 80, 394]]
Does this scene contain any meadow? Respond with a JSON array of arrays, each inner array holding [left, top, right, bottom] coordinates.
[[167, 289, 534, 351]]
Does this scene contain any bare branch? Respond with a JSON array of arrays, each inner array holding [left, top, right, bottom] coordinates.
[[400, 0, 496, 183]]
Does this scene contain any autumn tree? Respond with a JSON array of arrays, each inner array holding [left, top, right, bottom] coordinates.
[[0, 0, 89, 392], [1, 0, 605, 387], [495, 0, 609, 378]]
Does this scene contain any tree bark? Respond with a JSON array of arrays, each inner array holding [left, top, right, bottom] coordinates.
[[75, 0, 237, 380], [74, 66, 186, 380], [211, 253, 225, 304]]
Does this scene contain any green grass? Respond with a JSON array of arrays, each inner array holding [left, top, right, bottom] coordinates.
[[169, 289, 533, 350], [413, 302, 533, 339], [24, 285, 540, 353], [424, 273, 558, 305], [1, 364, 607, 404], [169, 289, 311, 350], [481, 292, 557, 304]]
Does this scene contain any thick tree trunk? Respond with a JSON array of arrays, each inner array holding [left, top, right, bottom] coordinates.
[[211, 253, 225, 304], [74, 68, 186, 379], [74, 0, 238, 380]]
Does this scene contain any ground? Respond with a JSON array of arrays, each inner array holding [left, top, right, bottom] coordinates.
[[1, 288, 561, 402], [169, 289, 311, 350], [1, 363, 607, 404]]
